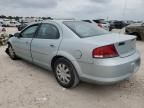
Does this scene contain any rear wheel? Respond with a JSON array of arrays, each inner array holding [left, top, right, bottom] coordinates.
[[54, 58, 80, 88], [8, 45, 18, 60], [136, 34, 142, 40]]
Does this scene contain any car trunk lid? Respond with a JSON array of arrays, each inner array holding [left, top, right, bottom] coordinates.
[[114, 38, 136, 57], [83, 33, 136, 58]]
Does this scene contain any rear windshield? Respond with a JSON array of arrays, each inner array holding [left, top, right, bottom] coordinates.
[[82, 20, 92, 23], [63, 21, 109, 38]]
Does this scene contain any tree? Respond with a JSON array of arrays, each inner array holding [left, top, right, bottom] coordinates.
[[8, 16, 13, 19], [15, 16, 20, 21], [0, 15, 6, 19]]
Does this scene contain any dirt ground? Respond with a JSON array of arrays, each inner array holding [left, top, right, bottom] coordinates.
[[0, 28, 144, 108], [5, 27, 18, 34]]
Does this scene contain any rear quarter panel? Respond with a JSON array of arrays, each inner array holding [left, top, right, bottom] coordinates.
[[58, 38, 96, 64]]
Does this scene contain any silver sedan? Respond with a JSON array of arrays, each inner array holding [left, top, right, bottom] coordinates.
[[6, 20, 141, 88]]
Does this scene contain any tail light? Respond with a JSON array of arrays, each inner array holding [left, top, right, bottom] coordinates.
[[92, 44, 119, 58], [97, 23, 103, 28]]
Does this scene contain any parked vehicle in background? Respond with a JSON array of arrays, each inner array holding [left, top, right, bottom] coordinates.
[[8, 21, 20, 27], [125, 23, 144, 41], [82, 19, 110, 31], [93, 19, 110, 31], [109, 21, 127, 31], [17, 22, 29, 31], [0, 19, 6, 35], [0, 22, 3, 27], [6, 20, 140, 88], [2, 19, 10, 27], [125, 20, 135, 25], [2, 20, 20, 27], [0, 20, 4, 27]]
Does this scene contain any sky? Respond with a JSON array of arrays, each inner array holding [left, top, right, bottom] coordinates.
[[0, 0, 143, 20]]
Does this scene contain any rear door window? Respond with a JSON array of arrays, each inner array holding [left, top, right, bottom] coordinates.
[[36, 23, 59, 39]]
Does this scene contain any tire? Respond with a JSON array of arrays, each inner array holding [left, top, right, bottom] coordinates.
[[54, 58, 80, 88], [136, 34, 142, 40], [109, 26, 113, 31], [8, 45, 18, 60], [130, 33, 142, 40]]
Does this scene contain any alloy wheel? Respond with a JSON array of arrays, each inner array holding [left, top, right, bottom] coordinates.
[[9, 46, 15, 58], [56, 63, 71, 85]]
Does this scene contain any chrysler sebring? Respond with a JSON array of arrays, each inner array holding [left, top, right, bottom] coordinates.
[[6, 20, 141, 88]]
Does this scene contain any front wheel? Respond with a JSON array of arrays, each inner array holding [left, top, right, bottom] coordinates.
[[54, 58, 80, 88], [7, 45, 18, 60]]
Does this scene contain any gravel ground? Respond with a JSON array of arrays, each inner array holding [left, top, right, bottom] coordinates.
[[0, 28, 144, 108], [5, 27, 18, 34]]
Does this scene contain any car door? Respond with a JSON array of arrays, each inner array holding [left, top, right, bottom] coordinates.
[[31, 23, 62, 69], [13, 24, 39, 61]]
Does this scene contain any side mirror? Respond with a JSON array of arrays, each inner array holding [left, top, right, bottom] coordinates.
[[9, 34, 14, 38], [14, 33, 22, 38]]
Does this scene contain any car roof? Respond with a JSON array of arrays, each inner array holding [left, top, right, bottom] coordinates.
[[28, 19, 88, 26], [127, 23, 142, 27], [27, 19, 76, 25], [42, 19, 76, 23]]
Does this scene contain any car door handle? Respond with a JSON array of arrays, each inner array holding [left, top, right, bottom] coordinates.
[[49, 44, 55, 48]]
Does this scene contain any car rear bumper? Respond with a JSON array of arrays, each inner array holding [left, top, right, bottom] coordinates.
[[78, 51, 141, 84]]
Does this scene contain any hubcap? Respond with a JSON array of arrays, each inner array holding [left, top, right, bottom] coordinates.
[[9, 47, 15, 58], [56, 63, 71, 84]]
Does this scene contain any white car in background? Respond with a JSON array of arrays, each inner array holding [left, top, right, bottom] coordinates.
[[3, 20, 20, 27], [7, 21, 20, 27], [2, 19, 10, 27], [93, 19, 110, 31]]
